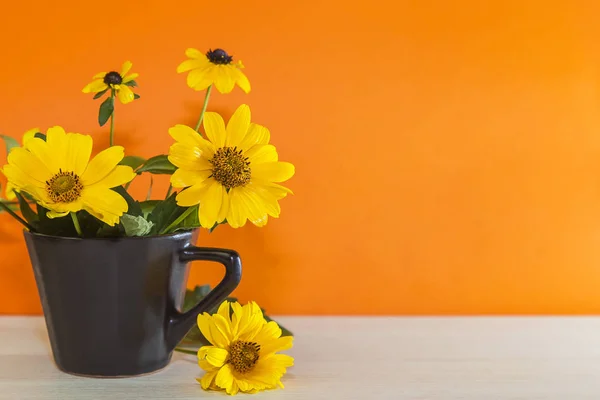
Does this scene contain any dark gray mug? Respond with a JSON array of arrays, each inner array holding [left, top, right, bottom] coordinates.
[[24, 230, 241, 377]]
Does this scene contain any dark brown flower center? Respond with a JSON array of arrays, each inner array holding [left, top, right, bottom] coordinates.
[[46, 170, 83, 203], [206, 48, 233, 65], [209, 147, 251, 189], [103, 71, 123, 85], [228, 341, 260, 373]]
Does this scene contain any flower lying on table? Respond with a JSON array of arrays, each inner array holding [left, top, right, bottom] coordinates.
[[195, 301, 294, 395]]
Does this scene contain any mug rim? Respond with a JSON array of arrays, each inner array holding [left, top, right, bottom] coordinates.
[[23, 228, 196, 242]]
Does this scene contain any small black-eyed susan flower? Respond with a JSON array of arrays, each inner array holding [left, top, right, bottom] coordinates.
[[177, 48, 250, 94], [82, 61, 139, 104]]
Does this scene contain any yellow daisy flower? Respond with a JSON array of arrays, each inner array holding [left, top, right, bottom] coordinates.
[[177, 48, 251, 94], [82, 61, 138, 104], [2, 126, 136, 225], [196, 301, 294, 395], [4, 127, 40, 200], [168, 104, 294, 229]]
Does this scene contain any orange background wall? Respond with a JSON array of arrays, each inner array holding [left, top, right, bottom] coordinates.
[[2, 1, 600, 315]]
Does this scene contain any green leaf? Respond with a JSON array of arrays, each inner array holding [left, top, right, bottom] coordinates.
[[34, 204, 78, 237], [0, 135, 19, 154], [137, 155, 177, 175], [34, 132, 46, 141], [146, 176, 153, 200], [182, 285, 212, 312], [95, 220, 124, 237], [98, 96, 114, 127], [112, 186, 142, 216], [148, 193, 183, 234], [121, 214, 154, 237], [134, 94, 141, 100], [124, 80, 137, 87], [139, 200, 160, 218], [93, 88, 109, 99], [172, 205, 200, 232], [119, 155, 146, 171], [0, 201, 20, 213], [15, 192, 38, 225]]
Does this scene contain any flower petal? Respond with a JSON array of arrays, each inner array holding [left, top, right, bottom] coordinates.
[[176, 179, 225, 228], [185, 48, 204, 59], [234, 301, 265, 341], [232, 67, 251, 93], [198, 370, 218, 390], [81, 187, 128, 226], [238, 123, 271, 151], [226, 186, 271, 228], [168, 143, 212, 172], [212, 65, 235, 94], [120, 61, 133, 76], [169, 124, 215, 158], [217, 301, 231, 321], [45, 126, 68, 165], [6, 147, 53, 185], [211, 314, 233, 345], [225, 104, 251, 148], [215, 364, 235, 394], [198, 346, 228, 368], [117, 85, 135, 104], [170, 168, 211, 188], [253, 320, 282, 343], [245, 144, 278, 165], [21, 128, 40, 148], [82, 79, 108, 93], [46, 210, 70, 219], [93, 72, 106, 79], [87, 166, 135, 189], [186, 63, 216, 91], [122, 73, 139, 83], [177, 58, 209, 73], [64, 133, 93, 176], [197, 313, 217, 346], [252, 162, 295, 183], [203, 112, 226, 148], [81, 146, 125, 186], [25, 138, 60, 173], [217, 185, 229, 223], [260, 336, 294, 358]]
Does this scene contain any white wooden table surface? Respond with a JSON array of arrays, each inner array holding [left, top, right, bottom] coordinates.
[[1, 317, 600, 399]]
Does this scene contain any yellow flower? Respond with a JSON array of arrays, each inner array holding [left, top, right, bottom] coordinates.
[[4, 128, 40, 200], [2, 126, 136, 225], [177, 48, 251, 94], [168, 104, 294, 229], [82, 61, 138, 104], [196, 301, 294, 395]]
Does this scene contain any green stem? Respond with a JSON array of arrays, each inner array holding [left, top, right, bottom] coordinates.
[[194, 85, 213, 132], [0, 201, 34, 231], [70, 212, 82, 237], [160, 205, 196, 235], [109, 91, 116, 146], [165, 184, 173, 199], [174, 348, 198, 355]]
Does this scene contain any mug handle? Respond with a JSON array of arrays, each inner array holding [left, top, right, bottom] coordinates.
[[166, 246, 242, 350]]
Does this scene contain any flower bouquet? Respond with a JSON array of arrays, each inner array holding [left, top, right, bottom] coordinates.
[[0, 47, 294, 391]]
